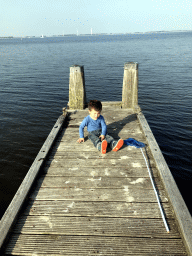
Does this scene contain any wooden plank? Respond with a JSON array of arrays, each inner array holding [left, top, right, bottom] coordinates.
[[35, 176, 164, 190], [55, 127, 145, 140], [48, 146, 150, 157], [101, 100, 124, 107], [23, 201, 174, 219], [29, 187, 169, 203], [48, 151, 150, 160], [60, 126, 143, 134], [47, 139, 151, 160], [60, 117, 140, 130], [55, 134, 146, 143], [68, 119, 140, 129], [4, 234, 187, 255], [68, 115, 138, 123], [67, 111, 137, 120], [49, 150, 150, 160], [67, 105, 133, 115], [51, 142, 152, 159], [68, 108, 133, 116], [11, 215, 180, 238], [0, 114, 68, 249], [56, 133, 145, 142], [51, 143, 148, 153], [61, 120, 142, 130], [45, 158, 156, 168], [138, 112, 192, 255], [67, 115, 138, 124], [43, 166, 159, 177]]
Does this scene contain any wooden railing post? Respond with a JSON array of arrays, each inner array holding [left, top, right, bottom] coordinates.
[[122, 62, 138, 109], [68, 65, 86, 109]]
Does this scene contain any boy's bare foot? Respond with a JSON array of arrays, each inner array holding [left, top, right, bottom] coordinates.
[[101, 140, 108, 154], [112, 139, 124, 152]]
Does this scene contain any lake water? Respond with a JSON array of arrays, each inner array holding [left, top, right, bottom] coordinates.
[[0, 32, 192, 219]]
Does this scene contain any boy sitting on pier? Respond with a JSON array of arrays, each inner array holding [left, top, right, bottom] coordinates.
[[77, 100, 124, 154]]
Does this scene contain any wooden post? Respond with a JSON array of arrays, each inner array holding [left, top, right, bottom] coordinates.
[[68, 65, 86, 109], [122, 62, 138, 109]]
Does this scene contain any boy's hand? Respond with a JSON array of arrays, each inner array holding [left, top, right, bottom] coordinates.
[[99, 135, 105, 141], [77, 138, 84, 143]]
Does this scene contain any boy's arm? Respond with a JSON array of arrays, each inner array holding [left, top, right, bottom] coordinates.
[[77, 116, 88, 143], [101, 116, 107, 136], [99, 116, 107, 141]]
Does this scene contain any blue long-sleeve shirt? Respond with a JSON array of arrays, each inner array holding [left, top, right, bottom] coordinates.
[[79, 115, 107, 138]]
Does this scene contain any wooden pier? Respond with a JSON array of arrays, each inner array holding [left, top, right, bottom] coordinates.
[[0, 63, 192, 255]]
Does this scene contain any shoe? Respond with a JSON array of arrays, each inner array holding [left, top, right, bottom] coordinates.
[[101, 140, 108, 154], [112, 139, 124, 152]]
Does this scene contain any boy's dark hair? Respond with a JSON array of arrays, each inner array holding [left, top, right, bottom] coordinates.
[[88, 100, 102, 111]]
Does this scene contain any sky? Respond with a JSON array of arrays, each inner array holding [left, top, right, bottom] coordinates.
[[1, 0, 192, 37]]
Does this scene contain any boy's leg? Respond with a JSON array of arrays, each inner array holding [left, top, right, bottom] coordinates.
[[105, 134, 124, 152], [105, 134, 115, 149], [88, 130, 101, 148], [88, 129, 108, 154], [101, 140, 108, 154], [112, 139, 124, 152]]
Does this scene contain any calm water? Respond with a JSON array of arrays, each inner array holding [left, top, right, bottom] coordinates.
[[0, 32, 192, 219]]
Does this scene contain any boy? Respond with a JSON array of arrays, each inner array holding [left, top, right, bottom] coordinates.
[[77, 100, 124, 154]]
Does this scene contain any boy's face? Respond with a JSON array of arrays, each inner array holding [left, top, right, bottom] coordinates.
[[89, 108, 101, 120]]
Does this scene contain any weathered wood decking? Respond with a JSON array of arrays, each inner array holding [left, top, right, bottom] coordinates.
[[1, 102, 191, 255]]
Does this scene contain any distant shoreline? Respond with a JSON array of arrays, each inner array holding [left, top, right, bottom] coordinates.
[[1, 30, 192, 39]]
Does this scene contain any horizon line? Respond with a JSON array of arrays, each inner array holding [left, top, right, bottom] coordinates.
[[1, 29, 192, 38]]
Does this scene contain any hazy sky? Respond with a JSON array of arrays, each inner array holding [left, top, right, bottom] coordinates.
[[1, 0, 192, 37]]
